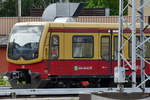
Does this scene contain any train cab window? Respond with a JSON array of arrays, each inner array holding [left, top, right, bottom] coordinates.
[[101, 36, 110, 61], [114, 36, 118, 60], [50, 35, 59, 59], [72, 36, 94, 58]]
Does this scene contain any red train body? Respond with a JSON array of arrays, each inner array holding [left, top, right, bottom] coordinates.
[[6, 22, 150, 88]]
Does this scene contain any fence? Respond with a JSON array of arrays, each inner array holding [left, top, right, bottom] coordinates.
[[0, 17, 42, 35], [75, 16, 149, 23], [0, 16, 149, 35]]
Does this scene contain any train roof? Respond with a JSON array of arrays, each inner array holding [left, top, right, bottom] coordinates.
[[14, 22, 150, 30], [14, 22, 48, 26]]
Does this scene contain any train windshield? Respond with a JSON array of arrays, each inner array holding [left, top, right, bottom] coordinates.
[[8, 25, 44, 60]]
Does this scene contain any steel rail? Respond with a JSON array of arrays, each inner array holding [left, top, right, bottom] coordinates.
[[0, 88, 150, 96]]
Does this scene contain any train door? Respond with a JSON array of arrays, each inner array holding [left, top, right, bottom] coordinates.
[[48, 32, 64, 75], [100, 30, 121, 75], [100, 32, 112, 75], [112, 34, 118, 74], [112, 32, 129, 75]]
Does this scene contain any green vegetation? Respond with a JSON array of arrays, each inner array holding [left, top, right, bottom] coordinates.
[[0, 0, 52, 16], [86, 0, 120, 15], [0, 0, 124, 16], [0, 76, 10, 86]]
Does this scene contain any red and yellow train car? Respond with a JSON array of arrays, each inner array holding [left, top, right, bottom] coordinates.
[[6, 22, 150, 88]]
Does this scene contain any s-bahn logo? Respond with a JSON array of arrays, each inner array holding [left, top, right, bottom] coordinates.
[[74, 66, 92, 71]]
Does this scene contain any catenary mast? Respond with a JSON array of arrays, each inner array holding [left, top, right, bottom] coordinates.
[[117, 0, 150, 91]]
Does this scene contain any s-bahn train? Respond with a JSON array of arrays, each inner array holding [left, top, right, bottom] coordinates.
[[6, 22, 150, 88]]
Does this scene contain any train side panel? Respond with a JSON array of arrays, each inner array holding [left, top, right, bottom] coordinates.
[[48, 31, 112, 77]]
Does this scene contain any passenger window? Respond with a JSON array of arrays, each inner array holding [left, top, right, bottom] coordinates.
[[129, 36, 140, 58], [145, 37, 150, 58], [50, 35, 59, 59], [101, 36, 110, 61], [129, 36, 150, 58], [114, 36, 118, 60], [72, 36, 94, 58]]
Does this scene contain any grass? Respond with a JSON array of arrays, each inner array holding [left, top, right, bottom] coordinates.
[[0, 75, 10, 86]]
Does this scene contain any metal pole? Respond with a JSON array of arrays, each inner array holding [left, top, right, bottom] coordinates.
[[118, 0, 122, 78], [131, 0, 137, 88], [140, 0, 145, 90], [117, 0, 123, 89], [18, 0, 21, 22]]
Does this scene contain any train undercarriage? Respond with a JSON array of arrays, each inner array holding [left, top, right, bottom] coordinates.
[[6, 69, 117, 89], [6, 69, 150, 89], [9, 77, 115, 89]]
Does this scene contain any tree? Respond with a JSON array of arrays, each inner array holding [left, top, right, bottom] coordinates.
[[22, 0, 34, 16], [0, 0, 55, 16], [0, 0, 17, 17], [0, 0, 121, 16], [0, 0, 33, 16], [70, 0, 87, 3], [86, 0, 119, 15]]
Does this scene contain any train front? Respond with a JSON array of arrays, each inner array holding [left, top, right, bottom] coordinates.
[[6, 22, 48, 88]]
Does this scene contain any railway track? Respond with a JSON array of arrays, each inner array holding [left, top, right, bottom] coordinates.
[[0, 87, 103, 99], [0, 94, 79, 100], [0, 88, 104, 96], [0, 87, 150, 99], [0, 86, 80, 99], [0, 86, 11, 90]]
